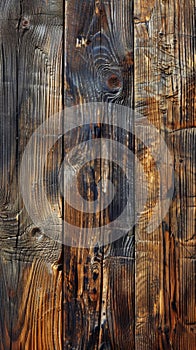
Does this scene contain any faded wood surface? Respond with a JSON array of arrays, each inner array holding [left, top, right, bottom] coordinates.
[[134, 1, 195, 348], [0, 1, 195, 350]]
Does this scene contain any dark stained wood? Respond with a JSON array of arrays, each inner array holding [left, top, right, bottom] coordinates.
[[0, 0, 195, 349], [63, 0, 134, 349], [62, 1, 134, 348]]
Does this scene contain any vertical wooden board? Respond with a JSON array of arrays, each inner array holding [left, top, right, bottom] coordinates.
[[0, 1, 64, 348], [62, 0, 134, 348], [134, 0, 195, 349]]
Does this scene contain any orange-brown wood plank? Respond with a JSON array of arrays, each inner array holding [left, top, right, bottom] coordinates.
[[134, 0, 195, 348]]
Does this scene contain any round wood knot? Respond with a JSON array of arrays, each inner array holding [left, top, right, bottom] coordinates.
[[31, 227, 42, 237], [22, 18, 30, 29], [107, 74, 122, 90]]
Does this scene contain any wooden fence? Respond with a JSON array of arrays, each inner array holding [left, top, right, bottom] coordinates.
[[0, 0, 195, 349]]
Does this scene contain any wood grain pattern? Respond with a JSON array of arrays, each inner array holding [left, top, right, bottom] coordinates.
[[134, 0, 195, 349], [62, 1, 134, 348], [0, 0, 195, 349], [0, 1, 63, 348]]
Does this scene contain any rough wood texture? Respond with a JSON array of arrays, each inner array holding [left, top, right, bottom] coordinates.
[[0, 1, 63, 348], [0, 0, 195, 349], [134, 0, 195, 349]]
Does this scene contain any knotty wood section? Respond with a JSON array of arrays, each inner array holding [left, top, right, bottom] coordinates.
[[63, 1, 134, 348], [0, 0, 195, 349], [0, 1, 63, 348]]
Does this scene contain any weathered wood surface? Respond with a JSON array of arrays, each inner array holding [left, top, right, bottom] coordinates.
[[0, 0, 195, 349], [134, 1, 195, 348]]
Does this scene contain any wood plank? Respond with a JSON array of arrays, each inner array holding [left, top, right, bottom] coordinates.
[[62, 0, 134, 348], [0, 1, 63, 348], [134, 0, 195, 348]]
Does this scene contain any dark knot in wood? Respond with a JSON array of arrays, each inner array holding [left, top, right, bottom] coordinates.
[[106, 74, 122, 90]]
